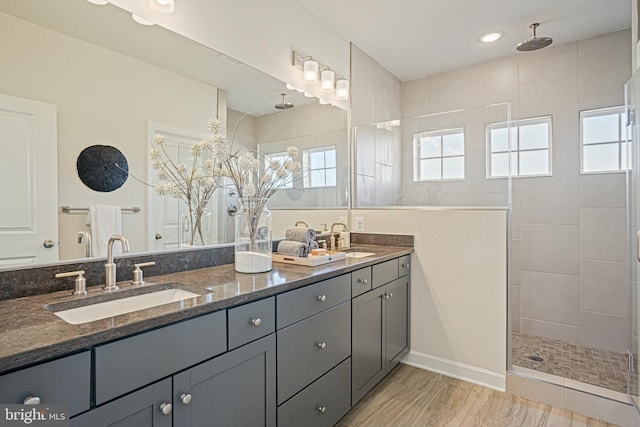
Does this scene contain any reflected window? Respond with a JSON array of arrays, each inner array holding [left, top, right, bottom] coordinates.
[[487, 116, 551, 178], [303, 146, 337, 188], [581, 106, 628, 173], [413, 128, 465, 181], [264, 152, 293, 189]]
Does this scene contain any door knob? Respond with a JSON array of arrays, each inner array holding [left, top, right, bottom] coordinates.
[[180, 393, 192, 405], [155, 233, 163, 240], [43, 239, 55, 249], [160, 403, 172, 415]]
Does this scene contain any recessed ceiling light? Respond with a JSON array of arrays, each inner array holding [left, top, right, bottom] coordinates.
[[479, 31, 503, 43]]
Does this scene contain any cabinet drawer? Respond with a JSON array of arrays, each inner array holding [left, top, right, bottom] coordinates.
[[277, 302, 351, 404], [95, 310, 227, 404], [276, 274, 351, 329], [399, 255, 411, 277], [278, 358, 351, 427], [351, 266, 372, 297], [228, 297, 275, 350], [372, 258, 399, 288], [0, 351, 90, 417]]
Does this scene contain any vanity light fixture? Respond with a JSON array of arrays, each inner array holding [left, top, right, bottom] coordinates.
[[132, 13, 155, 26], [335, 76, 349, 100], [304, 91, 315, 98], [303, 59, 319, 83], [319, 99, 331, 105], [479, 31, 503, 43], [320, 69, 335, 92], [86, 0, 109, 5], [149, 0, 174, 13]]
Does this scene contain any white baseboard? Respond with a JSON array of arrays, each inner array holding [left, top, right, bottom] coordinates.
[[402, 350, 506, 392]]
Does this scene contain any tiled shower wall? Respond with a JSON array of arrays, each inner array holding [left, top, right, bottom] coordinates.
[[400, 30, 631, 353]]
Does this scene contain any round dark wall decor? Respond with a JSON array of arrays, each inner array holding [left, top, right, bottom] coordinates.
[[76, 145, 129, 192]]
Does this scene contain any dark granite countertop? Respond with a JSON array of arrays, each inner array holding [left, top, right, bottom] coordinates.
[[0, 244, 412, 375]]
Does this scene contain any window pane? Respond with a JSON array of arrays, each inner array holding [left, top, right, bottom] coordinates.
[[519, 122, 549, 150], [308, 169, 326, 187], [309, 151, 325, 169], [325, 149, 336, 168], [519, 150, 549, 175], [420, 158, 441, 180], [443, 156, 464, 179], [443, 133, 464, 156], [420, 136, 441, 158], [490, 127, 517, 152], [583, 143, 619, 172], [325, 168, 337, 186], [491, 153, 509, 177], [583, 114, 619, 144]]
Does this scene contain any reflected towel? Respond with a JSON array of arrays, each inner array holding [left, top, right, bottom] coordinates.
[[309, 241, 319, 251], [285, 227, 316, 243], [277, 240, 309, 258], [87, 205, 122, 258]]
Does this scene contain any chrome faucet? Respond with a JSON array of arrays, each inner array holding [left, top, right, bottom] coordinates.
[[104, 234, 130, 291], [77, 231, 92, 258]]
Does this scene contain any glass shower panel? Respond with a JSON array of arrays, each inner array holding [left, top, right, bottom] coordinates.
[[626, 70, 640, 412], [353, 103, 511, 208]]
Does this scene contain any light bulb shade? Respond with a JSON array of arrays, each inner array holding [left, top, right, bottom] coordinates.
[[320, 70, 335, 92], [149, 0, 174, 13], [86, 0, 109, 5], [336, 78, 349, 100], [303, 60, 319, 83]]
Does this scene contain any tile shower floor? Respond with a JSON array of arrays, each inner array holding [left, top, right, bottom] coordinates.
[[512, 332, 628, 394]]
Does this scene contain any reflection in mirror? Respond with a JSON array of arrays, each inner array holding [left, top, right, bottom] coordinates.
[[0, 0, 349, 269], [354, 104, 511, 207]]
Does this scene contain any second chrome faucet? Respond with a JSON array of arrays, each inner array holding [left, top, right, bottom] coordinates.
[[104, 234, 130, 291]]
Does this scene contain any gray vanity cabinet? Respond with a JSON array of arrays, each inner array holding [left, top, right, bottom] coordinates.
[[352, 270, 410, 404], [173, 334, 276, 427], [71, 378, 172, 427]]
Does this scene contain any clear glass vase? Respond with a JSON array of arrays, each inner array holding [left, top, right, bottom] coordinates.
[[234, 197, 272, 273]]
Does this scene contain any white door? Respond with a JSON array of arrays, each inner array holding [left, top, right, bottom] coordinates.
[[0, 94, 58, 266], [147, 122, 223, 251]]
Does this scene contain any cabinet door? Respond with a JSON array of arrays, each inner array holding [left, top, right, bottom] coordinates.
[[351, 286, 386, 404], [173, 335, 276, 427], [385, 277, 410, 373], [71, 378, 171, 427]]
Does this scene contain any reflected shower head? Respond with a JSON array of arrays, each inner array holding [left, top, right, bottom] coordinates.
[[516, 23, 553, 52], [274, 93, 294, 110]]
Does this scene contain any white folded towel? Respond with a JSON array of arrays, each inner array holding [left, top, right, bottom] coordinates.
[[87, 205, 122, 258], [285, 227, 316, 243]]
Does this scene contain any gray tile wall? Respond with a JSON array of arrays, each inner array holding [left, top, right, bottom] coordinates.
[[399, 30, 631, 353]]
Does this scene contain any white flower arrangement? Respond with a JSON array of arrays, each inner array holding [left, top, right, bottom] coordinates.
[[149, 117, 301, 247]]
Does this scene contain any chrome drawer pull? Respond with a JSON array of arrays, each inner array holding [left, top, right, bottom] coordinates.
[[357, 278, 368, 284], [23, 396, 40, 405], [317, 405, 327, 413], [317, 342, 327, 349], [402, 263, 410, 268], [160, 403, 172, 415], [317, 295, 327, 302], [251, 318, 262, 327], [180, 393, 192, 405]]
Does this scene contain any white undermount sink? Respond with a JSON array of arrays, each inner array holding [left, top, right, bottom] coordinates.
[[49, 288, 200, 325], [345, 252, 376, 258]]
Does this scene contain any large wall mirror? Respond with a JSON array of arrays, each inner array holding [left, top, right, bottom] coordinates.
[[0, 0, 348, 269]]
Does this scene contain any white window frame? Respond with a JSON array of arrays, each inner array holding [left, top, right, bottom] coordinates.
[[264, 152, 293, 189], [303, 145, 337, 189], [412, 127, 465, 182], [486, 116, 552, 178], [580, 106, 628, 174]]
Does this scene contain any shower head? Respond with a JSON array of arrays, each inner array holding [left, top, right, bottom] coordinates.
[[516, 23, 553, 52], [274, 93, 294, 110]]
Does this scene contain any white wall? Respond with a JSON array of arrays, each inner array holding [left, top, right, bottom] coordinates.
[[0, 13, 218, 259], [354, 209, 508, 390], [108, 0, 350, 110]]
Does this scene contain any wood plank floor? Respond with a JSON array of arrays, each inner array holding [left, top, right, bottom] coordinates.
[[338, 365, 617, 427]]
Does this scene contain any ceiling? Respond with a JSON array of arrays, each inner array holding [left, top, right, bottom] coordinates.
[[298, 0, 632, 81]]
